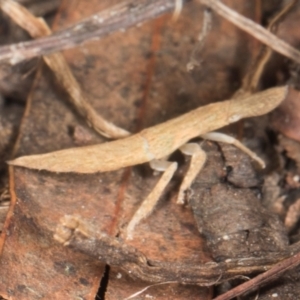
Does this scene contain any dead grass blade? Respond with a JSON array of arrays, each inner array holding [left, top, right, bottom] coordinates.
[[1, 0, 130, 138], [199, 0, 300, 64]]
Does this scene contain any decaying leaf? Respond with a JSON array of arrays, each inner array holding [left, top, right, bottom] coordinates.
[[190, 142, 288, 261], [1, 1, 300, 299]]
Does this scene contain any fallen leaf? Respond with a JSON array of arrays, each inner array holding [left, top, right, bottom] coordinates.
[[0, 0, 274, 299]]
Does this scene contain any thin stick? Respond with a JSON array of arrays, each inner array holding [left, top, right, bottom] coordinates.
[[186, 8, 212, 71], [199, 0, 300, 64], [241, 0, 297, 93], [213, 251, 300, 300], [0, 0, 183, 64], [0, 0, 300, 66], [0, 0, 130, 138]]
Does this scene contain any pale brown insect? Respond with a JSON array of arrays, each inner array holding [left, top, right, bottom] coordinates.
[[9, 86, 287, 238]]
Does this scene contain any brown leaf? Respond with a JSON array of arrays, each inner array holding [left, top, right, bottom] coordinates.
[[0, 0, 275, 299], [190, 143, 288, 261]]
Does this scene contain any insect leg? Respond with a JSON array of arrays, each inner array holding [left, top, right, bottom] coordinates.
[[201, 132, 265, 168], [125, 160, 177, 239], [177, 143, 207, 204]]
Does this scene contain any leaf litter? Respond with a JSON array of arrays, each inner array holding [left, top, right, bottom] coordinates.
[[0, 1, 300, 300]]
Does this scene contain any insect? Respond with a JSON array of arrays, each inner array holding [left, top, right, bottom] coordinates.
[[9, 86, 288, 238]]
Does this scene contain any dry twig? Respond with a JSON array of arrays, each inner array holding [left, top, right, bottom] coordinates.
[[213, 251, 300, 300], [0, 0, 299, 66], [199, 0, 300, 64], [0, 0, 180, 64], [0, 0, 130, 138], [240, 0, 297, 93]]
